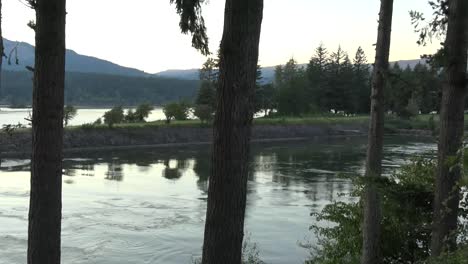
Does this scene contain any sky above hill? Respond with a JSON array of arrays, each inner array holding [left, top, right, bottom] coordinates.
[[5, 0, 440, 73]]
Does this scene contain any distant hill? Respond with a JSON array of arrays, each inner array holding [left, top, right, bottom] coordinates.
[[1, 71, 199, 106], [155, 59, 426, 84], [3, 38, 148, 77]]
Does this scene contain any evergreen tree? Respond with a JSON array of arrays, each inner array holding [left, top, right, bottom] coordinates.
[[353, 47, 371, 113], [275, 58, 309, 115], [327, 46, 348, 112], [307, 43, 329, 110]]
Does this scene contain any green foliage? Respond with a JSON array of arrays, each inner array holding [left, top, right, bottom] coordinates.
[[307, 158, 437, 264], [124, 103, 154, 123], [94, 118, 102, 125], [103, 106, 124, 127], [386, 63, 441, 117], [421, 245, 468, 264], [193, 104, 213, 123], [134, 103, 154, 122], [400, 97, 420, 120], [196, 81, 216, 108], [163, 101, 191, 123], [125, 109, 137, 123], [170, 0, 209, 55], [63, 105, 77, 126], [275, 58, 311, 115]]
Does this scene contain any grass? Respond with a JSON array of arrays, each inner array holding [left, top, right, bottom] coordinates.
[[6, 114, 468, 134]]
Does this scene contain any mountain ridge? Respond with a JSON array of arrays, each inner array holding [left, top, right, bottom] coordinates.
[[3, 38, 425, 83]]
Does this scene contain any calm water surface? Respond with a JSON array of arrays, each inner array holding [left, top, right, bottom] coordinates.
[[0, 137, 435, 264], [0, 107, 166, 127]]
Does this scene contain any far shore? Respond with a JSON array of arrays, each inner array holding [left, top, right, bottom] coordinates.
[[0, 114, 442, 158]]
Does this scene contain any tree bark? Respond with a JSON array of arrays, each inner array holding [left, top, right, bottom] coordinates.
[[361, 0, 393, 263], [201, 0, 263, 263], [431, 0, 468, 256], [27, 0, 66, 263]]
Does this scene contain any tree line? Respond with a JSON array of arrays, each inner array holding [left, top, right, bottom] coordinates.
[[192, 44, 443, 119], [0, 70, 199, 106]]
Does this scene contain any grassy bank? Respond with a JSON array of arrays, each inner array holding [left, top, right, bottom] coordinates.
[[68, 114, 448, 132]]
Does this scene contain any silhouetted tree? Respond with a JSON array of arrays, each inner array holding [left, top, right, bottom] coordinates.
[[362, 0, 394, 263], [431, 0, 468, 256], [201, 0, 264, 263], [27, 0, 67, 263]]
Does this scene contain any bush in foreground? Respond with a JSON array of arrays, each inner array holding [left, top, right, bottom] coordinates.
[[306, 156, 468, 264]]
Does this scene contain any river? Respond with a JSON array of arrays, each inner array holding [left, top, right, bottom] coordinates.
[[0, 136, 435, 264], [0, 107, 167, 127]]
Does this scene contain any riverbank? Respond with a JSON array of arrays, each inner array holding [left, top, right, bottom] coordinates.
[[0, 122, 368, 157], [0, 115, 440, 156]]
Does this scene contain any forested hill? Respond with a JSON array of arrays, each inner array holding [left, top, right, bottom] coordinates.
[[1, 71, 200, 106], [3, 38, 148, 77], [2, 38, 201, 106]]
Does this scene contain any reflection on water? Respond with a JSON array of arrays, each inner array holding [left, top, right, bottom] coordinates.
[[0, 136, 435, 264]]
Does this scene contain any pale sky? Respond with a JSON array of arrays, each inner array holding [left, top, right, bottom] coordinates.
[[4, 0, 440, 73]]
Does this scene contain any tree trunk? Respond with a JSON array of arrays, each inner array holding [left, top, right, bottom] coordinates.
[[361, 0, 393, 263], [27, 0, 66, 263], [201, 0, 263, 263], [431, 0, 468, 256]]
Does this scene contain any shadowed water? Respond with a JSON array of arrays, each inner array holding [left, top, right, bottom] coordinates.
[[0, 136, 435, 264]]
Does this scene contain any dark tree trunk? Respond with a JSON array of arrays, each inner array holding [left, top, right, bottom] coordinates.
[[27, 0, 66, 263], [201, 0, 263, 263], [431, 0, 468, 256], [361, 0, 393, 263]]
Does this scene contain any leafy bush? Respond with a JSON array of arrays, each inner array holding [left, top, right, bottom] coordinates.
[[134, 103, 154, 122], [103, 106, 124, 127], [163, 101, 191, 123], [307, 158, 437, 264], [193, 104, 214, 123]]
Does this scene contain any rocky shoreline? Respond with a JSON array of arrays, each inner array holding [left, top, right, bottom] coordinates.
[[0, 124, 373, 157]]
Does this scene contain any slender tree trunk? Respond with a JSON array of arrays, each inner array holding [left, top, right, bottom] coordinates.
[[361, 0, 393, 263], [201, 0, 263, 263], [27, 0, 66, 263], [431, 0, 468, 256]]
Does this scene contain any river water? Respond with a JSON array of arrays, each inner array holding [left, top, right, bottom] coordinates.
[[0, 137, 435, 264], [0, 107, 167, 127]]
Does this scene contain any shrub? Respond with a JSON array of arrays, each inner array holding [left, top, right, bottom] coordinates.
[[134, 103, 154, 122], [63, 105, 77, 126], [193, 104, 214, 123], [103, 106, 124, 127], [307, 157, 437, 264], [163, 101, 190, 123]]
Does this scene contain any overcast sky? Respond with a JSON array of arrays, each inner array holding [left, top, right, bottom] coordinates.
[[4, 0, 440, 73]]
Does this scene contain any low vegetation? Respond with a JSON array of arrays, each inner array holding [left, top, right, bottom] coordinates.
[[305, 156, 468, 264]]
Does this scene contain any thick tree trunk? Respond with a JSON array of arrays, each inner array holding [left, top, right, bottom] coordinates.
[[431, 0, 468, 256], [27, 0, 66, 263], [201, 0, 263, 263], [361, 0, 393, 263]]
